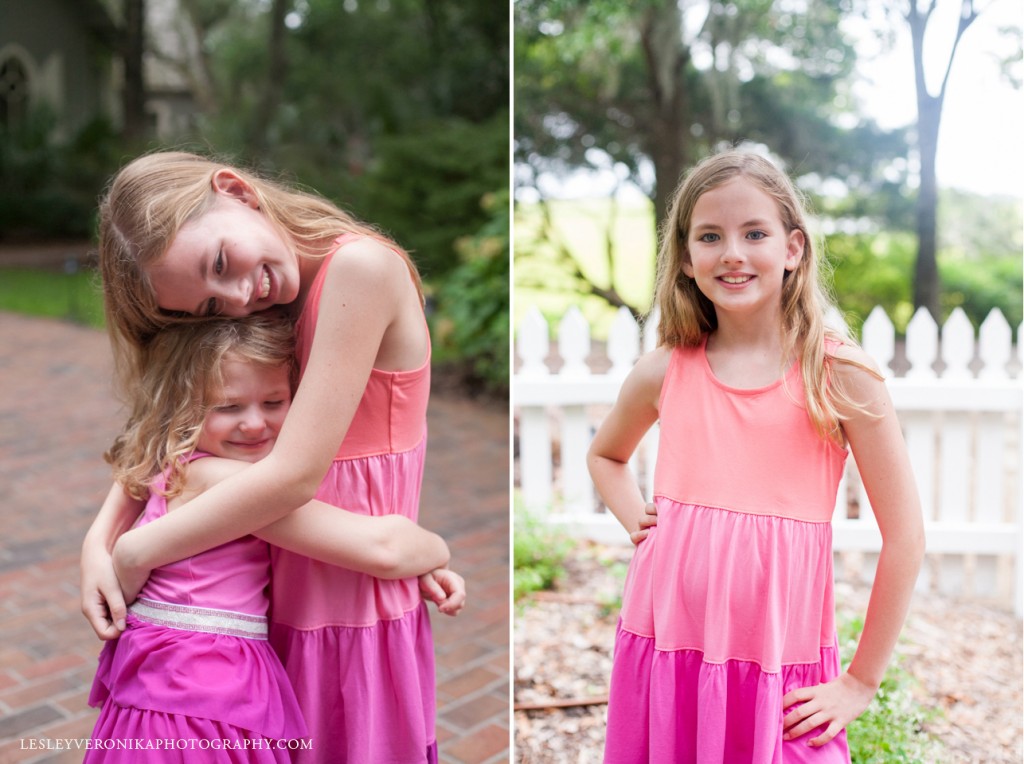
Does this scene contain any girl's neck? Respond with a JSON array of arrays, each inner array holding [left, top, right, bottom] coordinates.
[[705, 313, 792, 388], [708, 308, 786, 356]]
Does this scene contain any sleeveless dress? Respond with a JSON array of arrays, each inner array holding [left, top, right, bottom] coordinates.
[[86, 454, 307, 763], [605, 337, 852, 764], [269, 234, 436, 764]]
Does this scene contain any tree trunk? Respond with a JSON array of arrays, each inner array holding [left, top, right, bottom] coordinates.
[[248, 0, 291, 160], [121, 0, 147, 142], [906, 0, 980, 321], [914, 98, 941, 320], [639, 0, 690, 231]]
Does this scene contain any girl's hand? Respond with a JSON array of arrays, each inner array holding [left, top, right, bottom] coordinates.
[[80, 542, 127, 640], [110, 533, 151, 605], [781, 672, 876, 747], [629, 502, 658, 545], [418, 568, 466, 616]]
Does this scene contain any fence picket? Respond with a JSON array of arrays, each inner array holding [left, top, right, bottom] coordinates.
[[979, 309, 1012, 380], [941, 308, 974, 380], [861, 306, 895, 378], [905, 307, 939, 378]]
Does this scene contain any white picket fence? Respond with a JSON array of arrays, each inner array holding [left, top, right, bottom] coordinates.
[[514, 305, 1024, 613]]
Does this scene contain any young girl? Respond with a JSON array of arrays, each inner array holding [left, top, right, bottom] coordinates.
[[86, 314, 456, 762], [587, 150, 925, 763], [80, 151, 461, 762]]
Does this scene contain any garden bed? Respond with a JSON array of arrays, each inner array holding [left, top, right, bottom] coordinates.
[[514, 539, 1022, 763]]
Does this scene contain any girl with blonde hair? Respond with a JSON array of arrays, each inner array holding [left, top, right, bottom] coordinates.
[[588, 149, 924, 762], [82, 151, 459, 763]]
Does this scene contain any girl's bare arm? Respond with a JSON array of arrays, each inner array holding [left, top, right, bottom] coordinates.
[[587, 348, 669, 539], [80, 483, 145, 638], [782, 345, 925, 746], [167, 456, 450, 580]]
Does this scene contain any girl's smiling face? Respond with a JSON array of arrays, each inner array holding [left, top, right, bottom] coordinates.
[[146, 173, 301, 317], [197, 357, 292, 463], [683, 176, 804, 321]]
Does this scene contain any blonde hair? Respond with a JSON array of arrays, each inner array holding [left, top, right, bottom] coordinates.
[[653, 149, 877, 441], [98, 150, 422, 398], [106, 312, 296, 500]]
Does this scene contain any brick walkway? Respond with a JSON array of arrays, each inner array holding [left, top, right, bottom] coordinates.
[[0, 312, 510, 764]]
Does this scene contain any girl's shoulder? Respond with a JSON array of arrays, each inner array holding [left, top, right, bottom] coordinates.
[[826, 337, 883, 380], [620, 346, 672, 407], [327, 236, 408, 278], [178, 456, 248, 498]]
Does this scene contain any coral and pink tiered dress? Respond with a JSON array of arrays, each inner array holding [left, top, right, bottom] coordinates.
[[87, 454, 307, 763], [605, 337, 852, 763], [269, 234, 436, 763]]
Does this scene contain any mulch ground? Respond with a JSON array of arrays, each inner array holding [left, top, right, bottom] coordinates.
[[513, 539, 1023, 763]]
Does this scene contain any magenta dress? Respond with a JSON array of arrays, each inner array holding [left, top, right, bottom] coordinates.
[[269, 234, 436, 763], [86, 455, 307, 763], [605, 338, 852, 763]]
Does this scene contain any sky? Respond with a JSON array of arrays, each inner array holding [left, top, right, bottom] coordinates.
[[849, 0, 1022, 198]]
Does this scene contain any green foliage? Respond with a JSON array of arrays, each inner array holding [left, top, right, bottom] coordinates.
[[0, 110, 121, 239], [941, 253, 1023, 331], [360, 114, 509, 278], [839, 614, 943, 763], [826, 232, 916, 334], [514, 505, 573, 601], [432, 187, 510, 394], [0, 267, 105, 327]]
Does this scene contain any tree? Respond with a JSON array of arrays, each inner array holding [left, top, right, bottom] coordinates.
[[515, 0, 909, 311], [121, 0, 147, 142], [905, 0, 981, 320]]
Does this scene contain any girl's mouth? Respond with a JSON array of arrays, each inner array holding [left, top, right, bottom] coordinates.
[[719, 275, 753, 285], [259, 266, 271, 300]]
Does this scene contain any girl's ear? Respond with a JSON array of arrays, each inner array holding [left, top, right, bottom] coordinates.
[[784, 228, 805, 272], [681, 252, 694, 279], [211, 169, 260, 209]]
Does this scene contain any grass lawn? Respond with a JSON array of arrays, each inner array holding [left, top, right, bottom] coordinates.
[[0, 267, 105, 328], [515, 197, 657, 339]]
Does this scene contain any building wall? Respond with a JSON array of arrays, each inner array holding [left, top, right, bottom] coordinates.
[[0, 0, 117, 137]]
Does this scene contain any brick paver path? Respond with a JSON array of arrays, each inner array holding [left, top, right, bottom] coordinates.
[[0, 312, 510, 764]]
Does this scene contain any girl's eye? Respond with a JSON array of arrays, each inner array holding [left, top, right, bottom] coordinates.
[[214, 249, 225, 275], [265, 400, 286, 408], [204, 297, 219, 317], [747, 230, 766, 240], [215, 404, 238, 412], [698, 233, 719, 243]]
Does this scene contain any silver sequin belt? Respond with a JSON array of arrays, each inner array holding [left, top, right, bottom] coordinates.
[[128, 597, 269, 640]]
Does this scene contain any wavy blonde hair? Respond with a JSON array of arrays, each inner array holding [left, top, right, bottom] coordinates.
[[98, 150, 421, 400], [106, 312, 296, 500], [653, 149, 878, 442]]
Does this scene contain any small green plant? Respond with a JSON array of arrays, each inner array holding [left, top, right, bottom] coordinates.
[[840, 614, 943, 763], [513, 506, 573, 601]]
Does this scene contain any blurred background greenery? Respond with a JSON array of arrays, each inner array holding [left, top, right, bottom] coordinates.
[[513, 0, 1022, 342], [0, 0, 509, 395]]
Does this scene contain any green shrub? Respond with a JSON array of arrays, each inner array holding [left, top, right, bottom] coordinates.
[[840, 614, 942, 763], [431, 187, 510, 395], [513, 505, 572, 601]]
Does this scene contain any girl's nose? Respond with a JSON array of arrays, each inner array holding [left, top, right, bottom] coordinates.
[[720, 237, 743, 263], [227, 278, 252, 309], [238, 410, 265, 432]]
